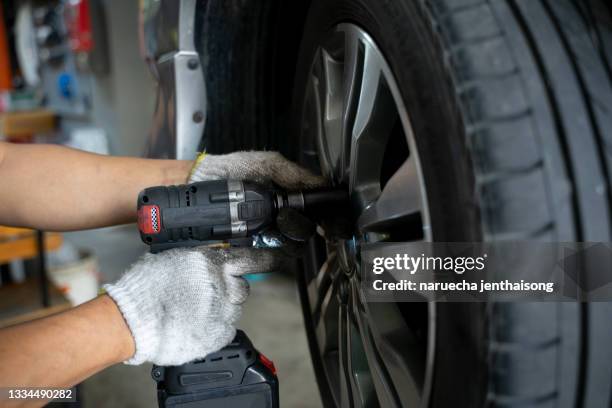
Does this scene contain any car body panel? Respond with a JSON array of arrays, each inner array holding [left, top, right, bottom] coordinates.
[[140, 0, 205, 159]]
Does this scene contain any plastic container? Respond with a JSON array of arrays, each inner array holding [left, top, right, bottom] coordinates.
[[49, 250, 99, 306]]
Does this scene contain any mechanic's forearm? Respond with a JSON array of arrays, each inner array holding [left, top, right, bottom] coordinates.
[[0, 142, 192, 230], [0, 295, 134, 408]]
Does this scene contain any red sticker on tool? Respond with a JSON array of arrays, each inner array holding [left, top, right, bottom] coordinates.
[[138, 205, 162, 234]]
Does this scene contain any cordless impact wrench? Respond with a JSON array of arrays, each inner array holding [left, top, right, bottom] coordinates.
[[136, 179, 347, 408]]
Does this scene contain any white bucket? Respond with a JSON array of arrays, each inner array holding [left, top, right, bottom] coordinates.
[[49, 250, 100, 306]]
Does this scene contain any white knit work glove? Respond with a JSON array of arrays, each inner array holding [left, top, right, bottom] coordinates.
[[103, 246, 280, 366], [188, 151, 326, 189]]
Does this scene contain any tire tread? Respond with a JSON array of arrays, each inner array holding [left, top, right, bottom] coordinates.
[[426, 0, 612, 406]]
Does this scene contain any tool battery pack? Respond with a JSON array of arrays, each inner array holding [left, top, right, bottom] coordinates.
[[152, 330, 279, 408]]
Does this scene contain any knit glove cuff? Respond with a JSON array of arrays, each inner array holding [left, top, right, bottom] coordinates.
[[189, 151, 326, 189], [104, 270, 160, 365]]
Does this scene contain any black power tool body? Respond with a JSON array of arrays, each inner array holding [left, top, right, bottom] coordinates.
[[137, 179, 347, 408], [137, 179, 346, 252]]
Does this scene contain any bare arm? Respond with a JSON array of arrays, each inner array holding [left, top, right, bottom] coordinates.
[[0, 295, 135, 408], [0, 142, 192, 231]]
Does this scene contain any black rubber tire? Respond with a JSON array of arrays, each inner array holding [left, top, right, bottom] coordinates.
[[194, 0, 309, 155], [290, 0, 612, 407], [193, 0, 276, 154]]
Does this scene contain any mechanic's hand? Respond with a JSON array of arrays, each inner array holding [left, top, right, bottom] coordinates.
[[103, 246, 280, 366], [188, 151, 326, 189]]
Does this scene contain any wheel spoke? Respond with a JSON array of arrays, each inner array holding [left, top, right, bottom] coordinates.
[[339, 26, 398, 207], [338, 298, 355, 407], [347, 56, 395, 202], [307, 251, 337, 316], [311, 47, 344, 182], [347, 294, 379, 407], [352, 282, 427, 406], [339, 26, 362, 183], [350, 283, 400, 407], [306, 72, 330, 179], [315, 266, 340, 355], [368, 302, 426, 404], [358, 157, 424, 234]]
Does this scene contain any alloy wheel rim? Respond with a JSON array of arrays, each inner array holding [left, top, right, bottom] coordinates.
[[299, 23, 436, 407]]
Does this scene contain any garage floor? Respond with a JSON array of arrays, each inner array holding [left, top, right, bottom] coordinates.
[[64, 225, 321, 408]]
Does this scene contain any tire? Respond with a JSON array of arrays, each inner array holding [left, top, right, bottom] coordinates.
[[194, 0, 309, 155], [290, 0, 612, 407]]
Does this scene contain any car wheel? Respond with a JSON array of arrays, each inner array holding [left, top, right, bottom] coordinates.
[[298, 22, 437, 407], [291, 0, 612, 407]]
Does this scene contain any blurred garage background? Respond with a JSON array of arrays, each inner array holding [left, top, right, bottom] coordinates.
[[0, 1, 319, 406]]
